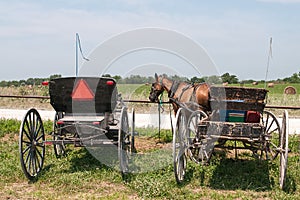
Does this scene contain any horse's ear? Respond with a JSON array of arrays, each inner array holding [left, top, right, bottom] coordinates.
[[155, 73, 158, 82]]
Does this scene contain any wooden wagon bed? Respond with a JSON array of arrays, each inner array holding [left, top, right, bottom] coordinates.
[[199, 86, 269, 139]]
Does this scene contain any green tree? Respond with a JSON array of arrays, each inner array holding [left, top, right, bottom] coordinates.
[[289, 73, 300, 83], [102, 74, 111, 77], [112, 75, 122, 82], [221, 73, 239, 84], [203, 75, 222, 84], [190, 76, 205, 83], [49, 74, 62, 80]]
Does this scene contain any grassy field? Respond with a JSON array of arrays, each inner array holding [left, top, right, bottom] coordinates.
[[1, 119, 300, 199], [0, 82, 300, 198]]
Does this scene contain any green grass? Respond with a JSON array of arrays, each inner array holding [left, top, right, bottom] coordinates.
[[1, 119, 300, 199], [0, 83, 300, 198], [117, 84, 150, 100], [136, 127, 173, 143]]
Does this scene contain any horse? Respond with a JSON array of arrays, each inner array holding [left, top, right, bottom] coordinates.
[[149, 73, 210, 115]]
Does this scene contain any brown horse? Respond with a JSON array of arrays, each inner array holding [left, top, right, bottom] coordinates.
[[149, 73, 210, 115]]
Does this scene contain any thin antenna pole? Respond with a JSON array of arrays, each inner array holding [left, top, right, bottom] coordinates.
[[75, 33, 79, 77], [264, 37, 273, 88], [75, 33, 89, 77]]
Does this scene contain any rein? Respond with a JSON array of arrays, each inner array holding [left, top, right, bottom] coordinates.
[[167, 79, 192, 101], [168, 80, 180, 98]]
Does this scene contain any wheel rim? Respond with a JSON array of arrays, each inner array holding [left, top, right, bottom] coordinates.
[[279, 110, 289, 189], [118, 107, 131, 174], [19, 108, 45, 180], [254, 111, 281, 160], [187, 110, 209, 164], [53, 112, 66, 158], [173, 108, 188, 183]]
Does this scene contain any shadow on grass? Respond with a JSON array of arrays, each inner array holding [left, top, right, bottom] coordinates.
[[60, 148, 114, 173], [28, 164, 55, 183], [208, 158, 272, 191]]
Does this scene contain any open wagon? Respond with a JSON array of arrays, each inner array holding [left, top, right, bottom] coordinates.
[[173, 86, 289, 189], [19, 77, 136, 180]]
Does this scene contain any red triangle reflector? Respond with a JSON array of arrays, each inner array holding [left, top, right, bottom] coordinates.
[[71, 79, 94, 100]]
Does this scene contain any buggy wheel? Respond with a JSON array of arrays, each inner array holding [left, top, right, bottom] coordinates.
[[19, 108, 45, 180], [279, 110, 289, 190], [173, 108, 188, 184], [187, 110, 210, 164], [118, 107, 132, 175], [253, 111, 281, 160], [53, 112, 66, 158]]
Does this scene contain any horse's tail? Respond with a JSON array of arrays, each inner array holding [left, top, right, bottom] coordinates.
[[207, 85, 212, 112]]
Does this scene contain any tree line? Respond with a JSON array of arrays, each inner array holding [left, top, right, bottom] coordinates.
[[0, 74, 62, 87], [0, 72, 299, 87]]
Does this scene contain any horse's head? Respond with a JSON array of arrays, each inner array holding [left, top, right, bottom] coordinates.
[[149, 73, 164, 102]]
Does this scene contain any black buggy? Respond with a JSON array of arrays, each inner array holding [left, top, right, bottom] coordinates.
[[19, 77, 136, 180]]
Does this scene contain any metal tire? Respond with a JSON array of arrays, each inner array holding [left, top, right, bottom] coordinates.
[[279, 110, 289, 190], [118, 107, 131, 175], [173, 108, 188, 184], [53, 112, 66, 158]]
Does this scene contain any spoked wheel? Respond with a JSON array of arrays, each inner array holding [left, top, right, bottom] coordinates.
[[19, 108, 45, 180], [279, 110, 289, 190], [187, 110, 210, 164], [173, 108, 188, 184], [53, 112, 66, 158], [253, 111, 281, 160], [118, 107, 132, 175]]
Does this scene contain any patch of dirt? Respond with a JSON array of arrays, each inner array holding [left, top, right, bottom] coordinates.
[[1, 133, 18, 143], [1, 180, 139, 200], [135, 136, 171, 153]]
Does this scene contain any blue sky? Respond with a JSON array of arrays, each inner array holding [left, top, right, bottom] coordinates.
[[0, 0, 299, 80]]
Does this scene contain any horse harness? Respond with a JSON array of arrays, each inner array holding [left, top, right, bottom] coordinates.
[[158, 77, 210, 112]]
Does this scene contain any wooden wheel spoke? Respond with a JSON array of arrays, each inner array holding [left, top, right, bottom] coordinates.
[[34, 122, 41, 139], [35, 134, 44, 142], [269, 127, 279, 134], [24, 149, 31, 165], [22, 145, 31, 154], [23, 129, 31, 141], [22, 140, 31, 145], [266, 119, 275, 133], [34, 151, 42, 170], [34, 116, 40, 137], [25, 120, 32, 139], [265, 113, 269, 127], [27, 152, 33, 174], [35, 146, 44, 160], [31, 153, 36, 175], [29, 112, 34, 133]]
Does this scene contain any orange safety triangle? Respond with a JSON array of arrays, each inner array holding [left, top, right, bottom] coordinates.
[[71, 79, 95, 100]]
